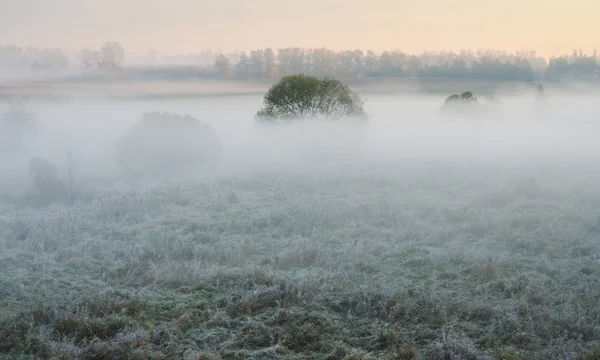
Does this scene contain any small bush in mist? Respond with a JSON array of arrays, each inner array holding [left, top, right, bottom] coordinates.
[[536, 84, 548, 103], [0, 98, 37, 153], [114, 111, 223, 175], [444, 91, 478, 106], [441, 91, 480, 114], [28, 156, 69, 205], [485, 90, 501, 104], [256, 74, 367, 122]]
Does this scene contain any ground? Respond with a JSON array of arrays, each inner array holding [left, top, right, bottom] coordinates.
[[1, 156, 600, 360]]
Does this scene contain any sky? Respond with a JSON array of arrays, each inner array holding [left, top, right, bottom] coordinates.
[[1, 0, 599, 58]]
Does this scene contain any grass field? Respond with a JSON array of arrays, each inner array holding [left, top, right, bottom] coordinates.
[[2, 156, 600, 359], [1, 90, 600, 359]]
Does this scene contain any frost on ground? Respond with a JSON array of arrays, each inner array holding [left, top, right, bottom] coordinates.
[[1, 157, 600, 360]]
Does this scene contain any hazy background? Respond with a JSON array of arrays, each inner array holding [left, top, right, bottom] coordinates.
[[2, 0, 599, 57]]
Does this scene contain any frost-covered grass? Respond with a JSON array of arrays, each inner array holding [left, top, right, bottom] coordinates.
[[2, 157, 600, 360]]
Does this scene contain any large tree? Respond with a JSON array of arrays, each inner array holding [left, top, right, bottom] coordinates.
[[256, 74, 366, 121]]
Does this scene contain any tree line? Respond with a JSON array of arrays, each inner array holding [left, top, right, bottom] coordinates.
[[1, 42, 600, 82], [216, 48, 600, 83], [0, 45, 69, 71], [0, 41, 125, 72]]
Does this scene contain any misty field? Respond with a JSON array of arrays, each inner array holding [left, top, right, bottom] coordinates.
[[2, 89, 600, 359]]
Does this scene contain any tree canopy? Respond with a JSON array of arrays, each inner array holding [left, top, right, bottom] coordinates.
[[256, 74, 366, 121]]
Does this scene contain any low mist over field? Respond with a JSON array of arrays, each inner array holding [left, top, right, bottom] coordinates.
[[2, 82, 600, 359], [2, 85, 600, 176]]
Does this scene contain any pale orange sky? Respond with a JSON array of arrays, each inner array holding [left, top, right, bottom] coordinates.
[[1, 0, 599, 58]]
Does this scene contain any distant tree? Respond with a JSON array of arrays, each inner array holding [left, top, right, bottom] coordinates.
[[249, 50, 265, 78], [98, 41, 125, 69], [339, 49, 364, 77], [406, 55, 422, 77], [546, 56, 569, 81], [256, 74, 366, 121], [3, 97, 36, 129], [277, 47, 307, 76], [513, 58, 534, 81], [264, 48, 277, 78], [363, 50, 380, 77], [308, 48, 338, 77], [485, 90, 501, 104], [234, 52, 251, 79], [570, 55, 598, 81], [214, 54, 233, 79], [79, 49, 100, 69], [459, 91, 477, 103], [0, 45, 24, 68], [445, 94, 460, 103], [27, 48, 68, 70], [147, 48, 160, 65], [442, 91, 479, 112], [379, 51, 407, 77], [336, 50, 363, 77]]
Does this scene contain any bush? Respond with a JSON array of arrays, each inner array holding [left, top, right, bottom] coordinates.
[[536, 84, 548, 103], [441, 91, 480, 114], [256, 74, 367, 121], [28, 157, 69, 205], [485, 91, 501, 104], [444, 91, 478, 106], [29, 157, 58, 186], [114, 111, 223, 175], [0, 99, 37, 154]]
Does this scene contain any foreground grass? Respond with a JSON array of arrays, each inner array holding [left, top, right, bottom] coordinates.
[[1, 160, 600, 359]]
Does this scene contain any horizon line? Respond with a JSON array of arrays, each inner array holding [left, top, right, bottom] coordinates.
[[3, 43, 600, 61]]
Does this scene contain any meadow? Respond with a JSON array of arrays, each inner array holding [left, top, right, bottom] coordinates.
[[1, 83, 600, 359]]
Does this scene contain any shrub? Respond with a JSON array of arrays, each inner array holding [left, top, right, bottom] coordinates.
[[485, 91, 501, 104], [536, 83, 548, 103], [3, 108, 36, 129], [29, 157, 58, 186], [256, 74, 367, 121], [28, 157, 69, 205], [444, 91, 478, 106], [536, 84, 545, 98], [114, 111, 223, 175], [0, 99, 37, 154], [441, 91, 481, 114]]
